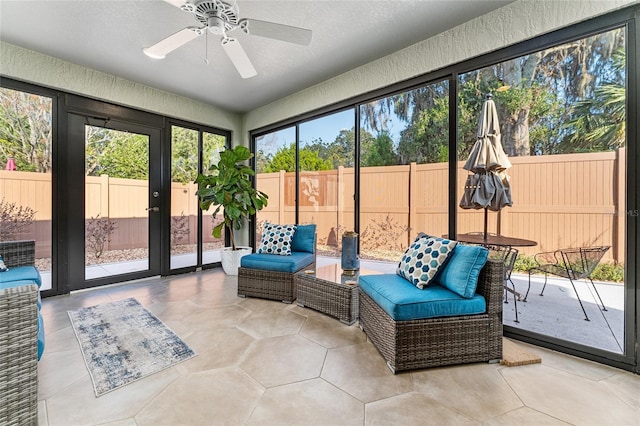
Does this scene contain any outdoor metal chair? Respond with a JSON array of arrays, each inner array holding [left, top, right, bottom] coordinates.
[[485, 245, 520, 322], [526, 246, 610, 321]]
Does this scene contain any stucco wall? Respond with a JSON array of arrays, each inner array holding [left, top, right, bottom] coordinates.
[[0, 41, 242, 135], [242, 0, 638, 142]]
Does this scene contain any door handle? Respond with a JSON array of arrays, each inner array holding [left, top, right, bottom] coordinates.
[[146, 207, 160, 212]]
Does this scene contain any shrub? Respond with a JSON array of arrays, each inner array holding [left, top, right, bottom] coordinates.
[[591, 262, 624, 283], [170, 212, 190, 245], [0, 198, 36, 240], [513, 254, 538, 273], [514, 253, 624, 283], [86, 214, 117, 258], [360, 214, 411, 251]]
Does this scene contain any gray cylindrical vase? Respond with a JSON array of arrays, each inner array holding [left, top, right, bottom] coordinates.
[[341, 231, 359, 275]]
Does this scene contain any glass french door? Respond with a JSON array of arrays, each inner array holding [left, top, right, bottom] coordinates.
[[67, 113, 161, 290], [169, 124, 227, 272]]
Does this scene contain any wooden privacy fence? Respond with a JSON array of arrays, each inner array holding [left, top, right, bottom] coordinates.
[[0, 149, 627, 262], [0, 172, 218, 257], [257, 149, 626, 263]]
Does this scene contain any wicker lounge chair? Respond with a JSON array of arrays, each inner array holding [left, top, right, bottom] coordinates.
[[359, 258, 504, 374], [237, 225, 316, 303], [0, 240, 39, 425]]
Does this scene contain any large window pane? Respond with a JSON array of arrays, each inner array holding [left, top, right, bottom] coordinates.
[[201, 132, 225, 264], [255, 127, 296, 239], [457, 27, 626, 353], [359, 81, 450, 263], [170, 125, 198, 269], [171, 126, 226, 269], [299, 109, 356, 258], [0, 88, 53, 290]]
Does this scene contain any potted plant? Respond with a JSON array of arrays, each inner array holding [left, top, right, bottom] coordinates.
[[195, 145, 268, 275]]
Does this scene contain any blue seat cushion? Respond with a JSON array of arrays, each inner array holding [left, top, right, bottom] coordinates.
[[241, 252, 315, 273], [435, 244, 488, 298], [37, 311, 45, 361], [291, 224, 316, 253], [0, 265, 42, 287], [359, 273, 486, 321]]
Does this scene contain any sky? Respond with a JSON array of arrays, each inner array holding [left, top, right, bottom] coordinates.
[[256, 107, 403, 156]]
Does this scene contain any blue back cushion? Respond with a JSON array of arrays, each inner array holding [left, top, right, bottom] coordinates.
[[291, 224, 316, 253], [359, 273, 486, 321], [241, 252, 315, 273], [435, 244, 489, 298]]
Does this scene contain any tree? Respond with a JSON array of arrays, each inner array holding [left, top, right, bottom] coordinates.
[[0, 88, 53, 172], [360, 28, 625, 159], [361, 131, 397, 166], [170, 126, 198, 183], [397, 97, 449, 164], [262, 143, 332, 172], [85, 126, 149, 179], [566, 48, 626, 152]]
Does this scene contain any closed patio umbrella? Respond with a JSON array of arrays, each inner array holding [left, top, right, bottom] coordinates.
[[460, 94, 512, 239]]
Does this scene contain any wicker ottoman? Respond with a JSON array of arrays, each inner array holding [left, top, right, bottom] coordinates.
[[296, 264, 380, 325]]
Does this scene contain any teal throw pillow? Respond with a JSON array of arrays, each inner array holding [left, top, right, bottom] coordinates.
[[396, 236, 457, 289], [436, 244, 489, 298], [257, 223, 297, 256], [291, 224, 316, 253]]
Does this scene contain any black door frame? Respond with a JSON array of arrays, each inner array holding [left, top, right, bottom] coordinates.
[[62, 95, 165, 292], [163, 119, 230, 276]]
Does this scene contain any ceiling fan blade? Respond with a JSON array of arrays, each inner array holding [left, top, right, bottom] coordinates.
[[163, 0, 187, 8], [162, 0, 199, 14], [143, 27, 202, 59], [221, 37, 257, 79], [239, 19, 312, 46]]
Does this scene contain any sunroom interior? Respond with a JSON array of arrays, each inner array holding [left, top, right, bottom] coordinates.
[[1, 0, 639, 424]]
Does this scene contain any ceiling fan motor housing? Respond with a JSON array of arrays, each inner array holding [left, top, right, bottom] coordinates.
[[193, 0, 239, 34]]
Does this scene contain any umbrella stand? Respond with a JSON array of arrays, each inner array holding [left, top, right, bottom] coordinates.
[[483, 208, 489, 241]]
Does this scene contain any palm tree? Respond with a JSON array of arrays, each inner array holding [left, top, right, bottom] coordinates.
[[567, 48, 626, 152]]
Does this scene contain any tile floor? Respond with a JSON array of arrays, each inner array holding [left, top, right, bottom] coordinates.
[[38, 268, 640, 425]]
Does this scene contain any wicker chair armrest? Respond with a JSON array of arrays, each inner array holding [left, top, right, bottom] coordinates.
[[0, 240, 36, 268], [474, 258, 504, 315]]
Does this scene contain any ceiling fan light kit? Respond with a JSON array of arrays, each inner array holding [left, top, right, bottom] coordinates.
[[143, 0, 312, 78]]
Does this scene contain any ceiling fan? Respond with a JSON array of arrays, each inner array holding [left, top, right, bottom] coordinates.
[[143, 0, 312, 79]]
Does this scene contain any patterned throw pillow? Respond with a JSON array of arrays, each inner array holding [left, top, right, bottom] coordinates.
[[257, 223, 297, 256], [396, 236, 457, 289]]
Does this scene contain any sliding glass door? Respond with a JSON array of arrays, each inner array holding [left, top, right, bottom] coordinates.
[[455, 27, 628, 355]]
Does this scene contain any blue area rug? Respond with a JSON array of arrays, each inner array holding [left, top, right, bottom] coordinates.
[[68, 297, 196, 397]]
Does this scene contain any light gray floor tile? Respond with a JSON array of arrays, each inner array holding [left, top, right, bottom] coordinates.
[[240, 334, 327, 387], [321, 342, 413, 403], [501, 364, 640, 425], [411, 363, 523, 421], [247, 378, 364, 425], [135, 367, 264, 426], [365, 392, 479, 425]]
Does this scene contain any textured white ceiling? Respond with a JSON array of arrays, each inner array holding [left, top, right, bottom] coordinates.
[[0, 0, 513, 112]]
